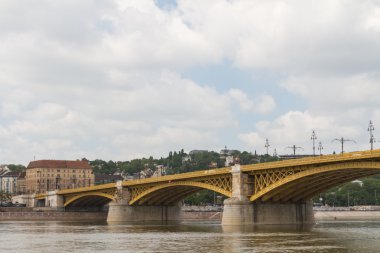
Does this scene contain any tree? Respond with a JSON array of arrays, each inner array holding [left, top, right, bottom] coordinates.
[[7, 164, 26, 173]]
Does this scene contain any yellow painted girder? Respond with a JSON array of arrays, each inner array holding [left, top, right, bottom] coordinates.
[[250, 161, 380, 202], [123, 168, 231, 187], [129, 181, 232, 205], [242, 149, 380, 173], [162, 188, 200, 205], [267, 169, 364, 202], [64, 192, 116, 207], [58, 182, 117, 195], [293, 171, 377, 201], [262, 171, 339, 202], [144, 187, 194, 205], [281, 170, 369, 201], [35, 193, 46, 200]]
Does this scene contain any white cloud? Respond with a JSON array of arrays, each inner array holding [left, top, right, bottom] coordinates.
[[1, 0, 380, 164], [239, 111, 362, 155], [228, 89, 276, 114]]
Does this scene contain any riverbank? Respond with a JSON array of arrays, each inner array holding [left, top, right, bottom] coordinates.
[[3, 206, 380, 222], [315, 211, 380, 221], [0, 211, 107, 221]]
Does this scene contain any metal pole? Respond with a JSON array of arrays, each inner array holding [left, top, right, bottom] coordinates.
[[332, 137, 355, 154], [368, 120, 375, 150], [265, 139, 270, 156], [311, 130, 317, 156], [318, 141, 323, 156]]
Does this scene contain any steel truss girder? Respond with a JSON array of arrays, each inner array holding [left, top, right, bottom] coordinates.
[[129, 175, 232, 205], [249, 161, 380, 202]]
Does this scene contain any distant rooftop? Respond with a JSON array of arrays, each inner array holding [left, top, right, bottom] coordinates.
[[27, 159, 91, 170], [1, 171, 20, 177]]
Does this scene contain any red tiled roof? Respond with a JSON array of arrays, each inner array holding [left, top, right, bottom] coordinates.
[[27, 160, 91, 170]]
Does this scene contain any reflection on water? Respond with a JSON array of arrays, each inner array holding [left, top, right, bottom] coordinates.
[[0, 221, 379, 252]]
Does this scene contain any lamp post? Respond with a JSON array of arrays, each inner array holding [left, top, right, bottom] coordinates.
[[287, 145, 304, 159], [265, 139, 270, 156], [318, 141, 323, 156], [368, 120, 375, 150], [332, 137, 356, 154], [311, 130, 317, 156]]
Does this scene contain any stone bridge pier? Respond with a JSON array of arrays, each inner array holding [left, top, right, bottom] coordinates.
[[221, 164, 314, 225], [107, 181, 181, 223]]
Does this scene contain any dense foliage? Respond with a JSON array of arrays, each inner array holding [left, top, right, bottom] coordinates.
[[7, 164, 26, 173]]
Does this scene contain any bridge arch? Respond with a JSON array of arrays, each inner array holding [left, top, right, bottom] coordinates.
[[129, 181, 232, 205], [250, 161, 380, 202], [64, 192, 116, 207]]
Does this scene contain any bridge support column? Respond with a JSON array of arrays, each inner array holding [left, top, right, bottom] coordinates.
[[222, 165, 315, 225], [107, 202, 182, 223], [107, 181, 182, 223], [251, 201, 314, 225], [46, 191, 64, 211], [222, 164, 254, 225]]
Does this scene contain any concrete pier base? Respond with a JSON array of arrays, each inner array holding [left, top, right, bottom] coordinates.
[[107, 202, 182, 223], [252, 202, 315, 225], [222, 199, 314, 225], [222, 198, 254, 225]]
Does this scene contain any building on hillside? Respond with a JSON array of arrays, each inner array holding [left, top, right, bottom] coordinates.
[[16, 172, 26, 195], [225, 156, 235, 166], [0, 165, 10, 175], [94, 174, 123, 185], [208, 161, 218, 168], [189, 150, 208, 155], [25, 159, 95, 194], [182, 155, 191, 163], [0, 171, 19, 194], [220, 146, 240, 157], [152, 165, 167, 177], [0, 166, 10, 190]]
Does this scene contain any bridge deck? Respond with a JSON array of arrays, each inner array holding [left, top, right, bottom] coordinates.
[[41, 149, 380, 198]]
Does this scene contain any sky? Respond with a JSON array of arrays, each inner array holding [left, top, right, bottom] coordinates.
[[1, 0, 380, 165]]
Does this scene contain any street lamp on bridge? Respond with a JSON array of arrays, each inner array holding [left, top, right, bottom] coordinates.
[[332, 137, 356, 154], [311, 130, 317, 156], [318, 141, 323, 156], [286, 145, 304, 159], [368, 120, 376, 151], [265, 139, 270, 156]]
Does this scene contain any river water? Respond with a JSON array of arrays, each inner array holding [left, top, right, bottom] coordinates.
[[0, 221, 379, 253]]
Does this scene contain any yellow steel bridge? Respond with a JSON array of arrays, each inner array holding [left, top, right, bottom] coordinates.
[[37, 149, 380, 208]]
